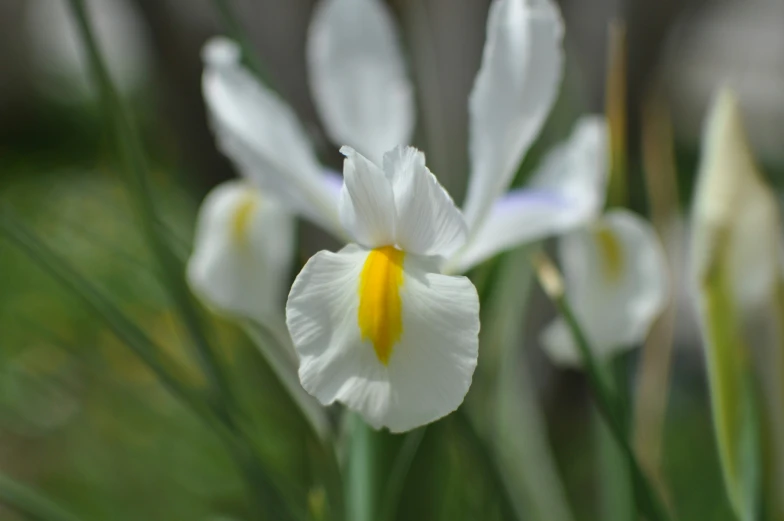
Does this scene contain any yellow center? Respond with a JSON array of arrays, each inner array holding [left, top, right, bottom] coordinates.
[[231, 195, 259, 245], [358, 246, 406, 365], [595, 227, 624, 282]]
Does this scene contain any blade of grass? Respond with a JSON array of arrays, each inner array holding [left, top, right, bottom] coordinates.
[[698, 237, 761, 521], [604, 20, 628, 209], [0, 473, 86, 521], [453, 410, 518, 521], [1, 208, 204, 418], [596, 357, 634, 521], [66, 0, 231, 417], [378, 427, 427, 521], [482, 247, 575, 521], [1, 208, 296, 521], [241, 319, 330, 442], [532, 251, 671, 521], [209, 0, 272, 85], [634, 92, 681, 495]]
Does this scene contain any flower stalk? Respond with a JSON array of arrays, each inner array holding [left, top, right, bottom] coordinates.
[[533, 251, 671, 521]]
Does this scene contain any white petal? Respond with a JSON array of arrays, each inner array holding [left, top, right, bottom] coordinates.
[[383, 146, 467, 257], [307, 0, 415, 165], [339, 146, 397, 247], [287, 246, 479, 432], [462, 0, 564, 233], [451, 116, 608, 272], [202, 38, 343, 238], [540, 210, 669, 365], [187, 181, 295, 322]]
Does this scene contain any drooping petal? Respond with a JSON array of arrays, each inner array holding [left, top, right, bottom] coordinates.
[[339, 146, 397, 247], [383, 146, 467, 257], [307, 0, 415, 164], [202, 38, 343, 238], [540, 210, 669, 365], [450, 116, 608, 273], [187, 181, 295, 322], [462, 0, 564, 233], [287, 245, 479, 432]]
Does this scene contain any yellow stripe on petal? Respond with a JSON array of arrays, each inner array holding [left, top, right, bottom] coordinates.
[[595, 227, 624, 282], [358, 246, 405, 365], [231, 194, 259, 245]]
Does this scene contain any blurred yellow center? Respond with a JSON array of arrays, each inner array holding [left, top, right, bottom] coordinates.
[[595, 228, 623, 282], [231, 195, 259, 245], [358, 246, 405, 365]]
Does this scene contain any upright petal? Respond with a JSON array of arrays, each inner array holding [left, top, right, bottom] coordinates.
[[187, 181, 295, 322], [287, 246, 479, 432], [540, 210, 669, 365], [202, 38, 343, 238], [450, 117, 608, 273], [462, 0, 564, 233], [339, 146, 397, 247], [384, 146, 467, 257], [307, 0, 415, 164]]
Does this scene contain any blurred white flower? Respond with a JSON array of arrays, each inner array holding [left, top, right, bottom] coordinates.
[[26, 0, 152, 101], [187, 181, 295, 324], [201, 0, 609, 276], [286, 146, 479, 432], [540, 210, 670, 367]]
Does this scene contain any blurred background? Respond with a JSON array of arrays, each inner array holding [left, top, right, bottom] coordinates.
[[1, 0, 783, 520]]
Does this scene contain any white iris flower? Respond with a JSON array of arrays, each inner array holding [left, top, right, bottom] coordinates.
[[193, 0, 611, 430], [187, 181, 295, 324], [287, 146, 479, 432], [540, 210, 670, 367], [200, 0, 609, 274]]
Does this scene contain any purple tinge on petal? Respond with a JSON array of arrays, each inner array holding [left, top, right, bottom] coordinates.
[[451, 187, 597, 273], [490, 188, 574, 214], [321, 167, 344, 199]]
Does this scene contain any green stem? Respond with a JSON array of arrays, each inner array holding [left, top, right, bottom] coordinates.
[[558, 295, 670, 521], [209, 0, 273, 85], [0, 472, 86, 521], [347, 415, 377, 521], [596, 358, 634, 521], [533, 253, 671, 521]]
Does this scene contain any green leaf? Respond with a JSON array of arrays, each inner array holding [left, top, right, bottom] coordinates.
[[698, 240, 761, 521], [240, 319, 331, 442], [479, 246, 575, 521], [65, 0, 231, 416], [0, 472, 86, 521], [1, 207, 203, 416], [378, 427, 426, 521], [1, 209, 299, 521]]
